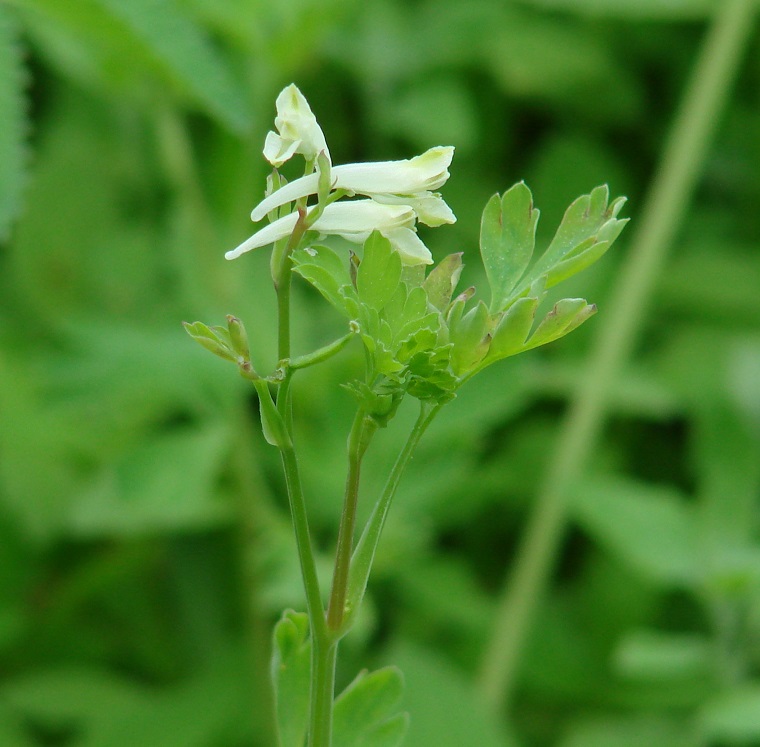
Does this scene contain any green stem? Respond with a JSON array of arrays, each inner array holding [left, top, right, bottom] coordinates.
[[327, 410, 377, 631], [344, 402, 441, 629], [478, 0, 756, 713], [280, 444, 326, 637], [309, 636, 338, 747]]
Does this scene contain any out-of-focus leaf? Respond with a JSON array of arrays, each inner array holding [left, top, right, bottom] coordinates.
[[729, 339, 760, 432], [16, 0, 250, 131], [613, 630, 714, 681], [518, 0, 718, 20], [386, 642, 517, 747], [571, 476, 698, 586], [381, 77, 479, 152], [558, 716, 698, 747], [3, 648, 249, 747], [271, 610, 310, 747], [0, 7, 27, 242], [68, 422, 231, 537], [699, 685, 760, 741], [333, 667, 408, 747], [92, 0, 251, 132]]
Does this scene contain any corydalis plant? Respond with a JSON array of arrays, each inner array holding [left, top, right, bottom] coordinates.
[[184, 83, 628, 747]]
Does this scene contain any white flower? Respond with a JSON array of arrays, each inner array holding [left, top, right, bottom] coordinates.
[[263, 84, 330, 167], [250, 146, 456, 224], [225, 200, 433, 265]]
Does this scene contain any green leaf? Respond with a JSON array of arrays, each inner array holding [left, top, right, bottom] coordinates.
[[485, 296, 539, 362], [253, 380, 291, 449], [571, 476, 698, 586], [293, 244, 357, 318], [519, 0, 717, 20], [387, 642, 517, 747], [92, 0, 251, 132], [700, 684, 760, 741], [544, 215, 625, 287], [613, 630, 713, 681], [480, 183, 539, 313], [271, 610, 311, 747], [0, 7, 27, 242], [357, 232, 402, 312], [68, 422, 231, 537], [523, 298, 596, 350], [523, 185, 627, 292], [448, 299, 491, 376], [422, 253, 464, 312], [333, 666, 408, 747], [559, 716, 698, 747]]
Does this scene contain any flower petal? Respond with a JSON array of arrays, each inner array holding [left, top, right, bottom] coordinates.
[[250, 146, 455, 221], [263, 84, 330, 167], [382, 227, 433, 265], [226, 200, 416, 260]]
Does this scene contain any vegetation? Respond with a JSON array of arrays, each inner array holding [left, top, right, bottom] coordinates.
[[1, 1, 759, 745]]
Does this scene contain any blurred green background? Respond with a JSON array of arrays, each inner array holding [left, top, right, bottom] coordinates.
[[1, 1, 760, 745]]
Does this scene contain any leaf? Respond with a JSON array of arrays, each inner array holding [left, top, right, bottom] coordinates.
[[387, 642, 517, 747], [333, 667, 408, 747], [571, 476, 698, 586], [357, 232, 402, 312], [448, 299, 491, 375], [699, 684, 760, 741], [519, 0, 717, 20], [293, 244, 357, 317], [523, 298, 596, 350], [422, 253, 463, 311], [0, 7, 27, 242], [271, 610, 311, 747], [522, 185, 627, 293], [559, 716, 699, 747], [480, 183, 539, 313], [486, 296, 539, 362], [92, 0, 250, 132], [613, 630, 713, 681], [67, 422, 231, 537]]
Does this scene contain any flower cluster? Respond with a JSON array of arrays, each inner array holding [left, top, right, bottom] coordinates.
[[226, 83, 456, 266]]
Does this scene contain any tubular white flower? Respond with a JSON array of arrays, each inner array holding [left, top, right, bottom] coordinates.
[[262, 84, 330, 167], [225, 200, 432, 263], [370, 191, 456, 227], [250, 146, 455, 222]]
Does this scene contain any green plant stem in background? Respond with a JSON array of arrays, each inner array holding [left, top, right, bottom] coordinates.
[[478, 0, 757, 713]]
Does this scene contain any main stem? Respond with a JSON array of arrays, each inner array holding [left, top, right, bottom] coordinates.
[[478, 0, 756, 713], [272, 210, 335, 744]]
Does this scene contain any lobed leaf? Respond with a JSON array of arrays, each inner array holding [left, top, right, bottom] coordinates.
[[522, 298, 596, 351], [448, 299, 491, 375], [423, 253, 464, 311], [485, 296, 539, 362], [480, 182, 539, 313], [524, 186, 627, 290], [333, 666, 408, 747], [292, 244, 357, 318], [357, 232, 403, 312]]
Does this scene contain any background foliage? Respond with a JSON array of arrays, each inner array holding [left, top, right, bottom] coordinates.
[[1, 0, 759, 745]]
